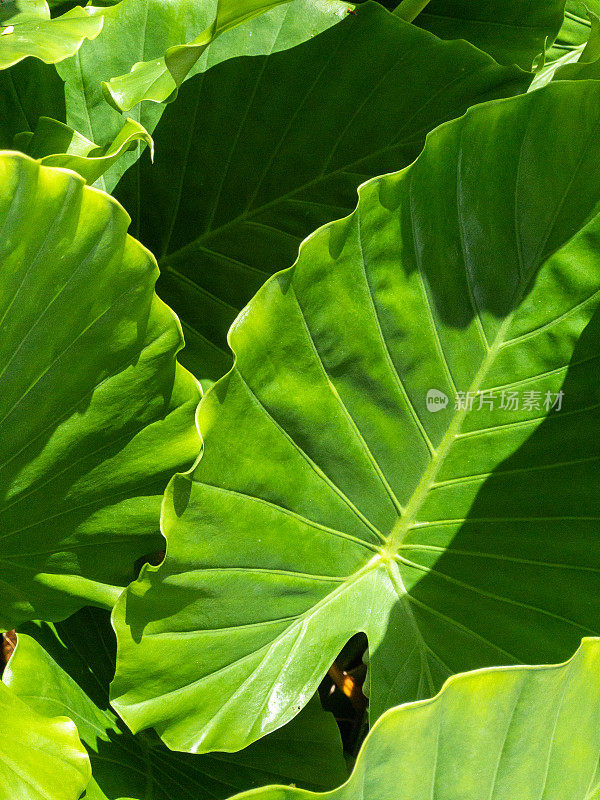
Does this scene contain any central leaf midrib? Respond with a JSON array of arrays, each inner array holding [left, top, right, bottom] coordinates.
[[387, 312, 515, 553], [277, 311, 521, 708]]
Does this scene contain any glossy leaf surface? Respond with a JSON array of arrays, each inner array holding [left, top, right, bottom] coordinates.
[[5, 608, 346, 800], [55, 0, 212, 192], [116, 1, 528, 381], [0, 152, 200, 627], [550, 10, 600, 80], [232, 640, 600, 800], [530, 7, 600, 87], [0, 0, 49, 26], [113, 80, 600, 753]]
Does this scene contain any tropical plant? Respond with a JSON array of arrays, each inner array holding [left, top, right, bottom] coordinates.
[[1, 0, 600, 798]]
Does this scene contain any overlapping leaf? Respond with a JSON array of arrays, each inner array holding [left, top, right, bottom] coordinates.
[[1, 0, 49, 26], [547, 0, 600, 60], [101, 0, 293, 113], [112, 80, 600, 753], [0, 678, 91, 800], [532, 8, 600, 85], [0, 152, 200, 627], [0, 57, 65, 148], [57, 0, 349, 193], [0, 0, 103, 69], [54, 0, 212, 192], [4, 608, 346, 800], [231, 640, 600, 800], [13, 116, 153, 185], [115, 1, 529, 382], [410, 0, 566, 68]]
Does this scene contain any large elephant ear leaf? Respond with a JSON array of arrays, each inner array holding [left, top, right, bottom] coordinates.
[[232, 639, 600, 800], [0, 677, 91, 800], [0, 152, 201, 628], [411, 0, 565, 68], [0, 0, 103, 69], [112, 79, 600, 754], [4, 608, 346, 800]]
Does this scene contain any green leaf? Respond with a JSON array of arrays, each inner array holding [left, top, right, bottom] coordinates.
[[552, 10, 600, 80], [0, 152, 200, 627], [101, 0, 293, 114], [0, 0, 49, 26], [530, 7, 600, 87], [0, 677, 91, 800], [0, 1, 103, 70], [55, 0, 213, 193], [56, 0, 346, 194], [230, 639, 600, 800], [5, 607, 346, 800], [14, 116, 153, 186], [412, 0, 566, 68], [46, 0, 120, 11], [0, 57, 65, 149], [529, 44, 585, 88], [393, 0, 432, 24], [114, 1, 528, 382], [112, 79, 600, 753], [547, 0, 600, 60]]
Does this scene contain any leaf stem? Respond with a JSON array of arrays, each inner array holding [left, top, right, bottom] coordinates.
[[393, 0, 432, 23]]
